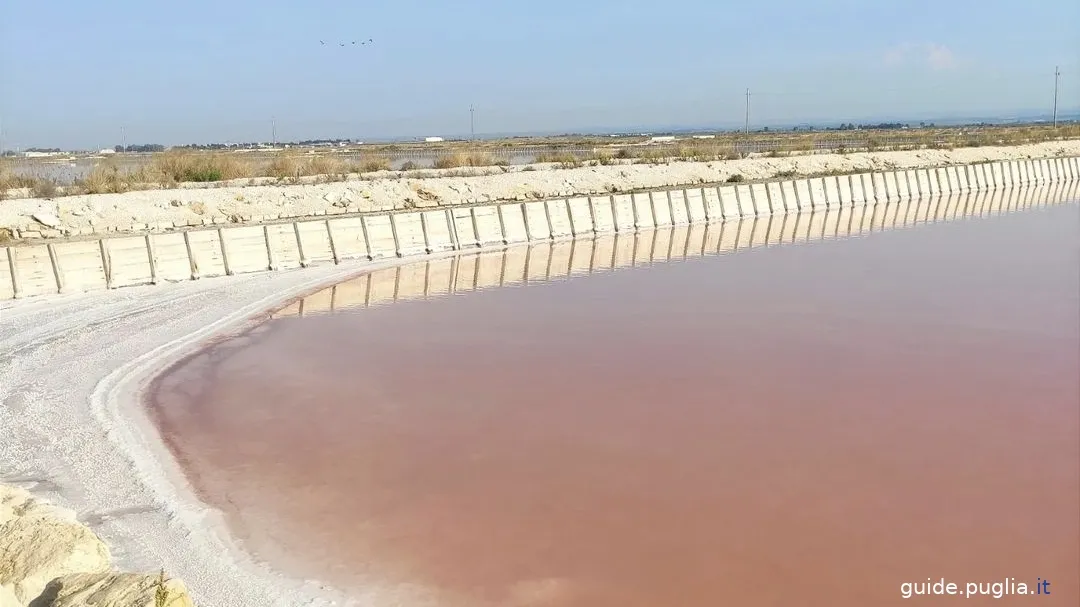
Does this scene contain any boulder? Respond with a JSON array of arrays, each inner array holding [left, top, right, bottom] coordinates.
[[30, 572, 194, 607], [0, 488, 111, 604]]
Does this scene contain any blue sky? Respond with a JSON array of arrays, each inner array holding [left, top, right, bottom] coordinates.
[[1, 0, 1077, 149]]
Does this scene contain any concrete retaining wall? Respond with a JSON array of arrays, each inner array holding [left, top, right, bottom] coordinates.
[[3, 158, 1078, 302], [269, 183, 1073, 319]]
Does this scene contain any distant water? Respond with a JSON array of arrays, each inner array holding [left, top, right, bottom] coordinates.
[[149, 202, 1080, 607]]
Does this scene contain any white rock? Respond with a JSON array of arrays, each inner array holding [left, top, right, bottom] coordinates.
[[0, 487, 111, 604], [31, 572, 195, 607], [31, 213, 61, 228]]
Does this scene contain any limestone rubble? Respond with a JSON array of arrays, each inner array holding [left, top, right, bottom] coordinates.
[[0, 485, 193, 607]]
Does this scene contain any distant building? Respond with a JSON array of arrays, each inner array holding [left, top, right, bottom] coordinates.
[[650, 136, 676, 143], [424, 136, 445, 143], [692, 135, 716, 140], [99, 149, 116, 155], [24, 151, 63, 158]]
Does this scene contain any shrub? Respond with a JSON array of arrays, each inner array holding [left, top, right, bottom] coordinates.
[[725, 174, 745, 183]]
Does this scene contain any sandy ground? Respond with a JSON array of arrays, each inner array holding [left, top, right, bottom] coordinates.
[[3, 141, 1078, 238], [0, 254, 482, 607]]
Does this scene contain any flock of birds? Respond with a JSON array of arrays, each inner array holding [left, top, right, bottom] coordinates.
[[320, 39, 374, 47]]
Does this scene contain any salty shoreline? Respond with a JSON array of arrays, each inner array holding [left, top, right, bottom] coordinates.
[[0, 256, 457, 606]]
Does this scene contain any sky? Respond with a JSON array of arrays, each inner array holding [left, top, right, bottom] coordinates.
[[1, 0, 1078, 149]]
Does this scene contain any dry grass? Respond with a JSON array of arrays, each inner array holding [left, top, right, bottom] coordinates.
[[433, 151, 503, 169], [0, 124, 1076, 201]]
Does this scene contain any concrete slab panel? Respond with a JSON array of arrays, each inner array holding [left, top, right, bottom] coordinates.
[[850, 174, 867, 205], [702, 187, 723, 221], [9, 245, 57, 297], [149, 232, 193, 281], [269, 223, 305, 269], [964, 164, 980, 191], [1008, 160, 1022, 186], [53, 240, 107, 293], [364, 215, 397, 258], [421, 210, 454, 252], [590, 196, 616, 233], [871, 173, 887, 203], [809, 178, 829, 210], [780, 180, 800, 212], [765, 182, 785, 213], [219, 225, 270, 273], [885, 171, 901, 201], [102, 236, 152, 288], [567, 197, 594, 235], [471, 206, 503, 246], [500, 203, 529, 244], [717, 186, 740, 218], [978, 163, 992, 189], [324, 217, 365, 260], [632, 192, 656, 228], [612, 194, 635, 232], [749, 183, 772, 214], [0, 248, 16, 300], [794, 180, 812, 211], [946, 166, 961, 192], [838, 173, 855, 206], [546, 199, 573, 238], [668, 190, 691, 225], [1070, 157, 1079, 180], [914, 170, 931, 197], [1047, 158, 1059, 182], [929, 168, 946, 196], [685, 189, 708, 223], [733, 185, 755, 216], [449, 208, 479, 248], [650, 192, 674, 226], [291, 221, 332, 266], [823, 175, 842, 207], [523, 201, 552, 240], [1009, 160, 1023, 186], [393, 212, 428, 256]]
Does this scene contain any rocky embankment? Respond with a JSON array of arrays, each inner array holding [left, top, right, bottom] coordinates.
[[2, 141, 1078, 242], [0, 485, 193, 607]]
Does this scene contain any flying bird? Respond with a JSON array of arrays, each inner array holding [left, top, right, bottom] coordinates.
[[320, 40, 325, 45]]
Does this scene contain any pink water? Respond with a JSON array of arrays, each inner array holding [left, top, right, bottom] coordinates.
[[149, 202, 1080, 606]]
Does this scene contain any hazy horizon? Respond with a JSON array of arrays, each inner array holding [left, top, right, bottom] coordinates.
[[2, 0, 1077, 150]]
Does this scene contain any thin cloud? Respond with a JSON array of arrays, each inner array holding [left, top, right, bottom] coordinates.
[[883, 42, 960, 70]]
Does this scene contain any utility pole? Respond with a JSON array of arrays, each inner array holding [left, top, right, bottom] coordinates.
[[1053, 66, 1060, 128], [744, 88, 751, 135], [121, 126, 126, 153], [469, 105, 475, 141], [272, 117, 277, 146]]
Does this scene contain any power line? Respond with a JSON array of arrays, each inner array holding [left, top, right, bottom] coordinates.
[[1053, 66, 1060, 128], [744, 88, 751, 134]]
